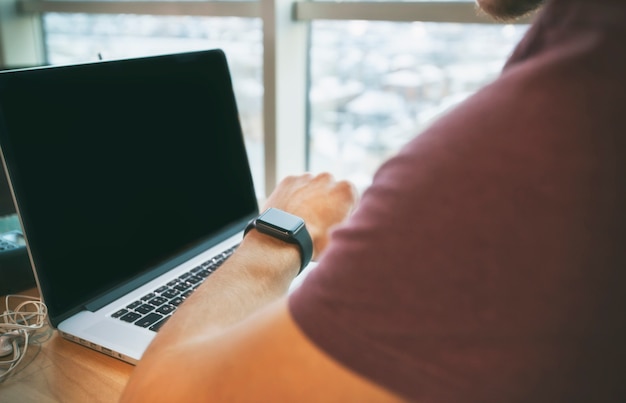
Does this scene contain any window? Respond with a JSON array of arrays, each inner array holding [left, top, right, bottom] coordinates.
[[10, 1, 529, 195], [309, 20, 525, 189]]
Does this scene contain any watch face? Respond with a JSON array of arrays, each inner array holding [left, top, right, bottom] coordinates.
[[257, 208, 304, 236]]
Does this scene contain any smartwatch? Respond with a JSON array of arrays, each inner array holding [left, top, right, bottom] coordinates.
[[244, 208, 313, 274]]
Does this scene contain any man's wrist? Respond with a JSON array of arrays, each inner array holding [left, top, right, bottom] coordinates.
[[239, 229, 302, 278], [244, 208, 314, 274]]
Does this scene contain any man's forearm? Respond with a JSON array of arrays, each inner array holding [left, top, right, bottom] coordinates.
[[141, 231, 301, 355]]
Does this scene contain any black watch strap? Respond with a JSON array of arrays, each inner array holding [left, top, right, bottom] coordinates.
[[244, 208, 313, 274]]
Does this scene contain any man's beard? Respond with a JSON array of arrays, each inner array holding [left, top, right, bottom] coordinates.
[[477, 0, 545, 20]]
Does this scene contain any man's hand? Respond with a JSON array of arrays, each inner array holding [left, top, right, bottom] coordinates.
[[261, 172, 358, 259]]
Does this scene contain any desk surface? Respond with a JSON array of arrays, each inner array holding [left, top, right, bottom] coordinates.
[[0, 289, 133, 403]]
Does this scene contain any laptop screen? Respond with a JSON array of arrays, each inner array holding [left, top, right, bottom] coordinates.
[[0, 49, 258, 322]]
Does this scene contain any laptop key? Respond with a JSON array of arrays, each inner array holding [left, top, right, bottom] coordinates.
[[126, 300, 142, 310], [135, 304, 155, 314], [160, 289, 179, 299], [111, 308, 128, 318], [174, 282, 191, 292], [149, 316, 170, 332], [196, 268, 211, 278], [135, 313, 163, 328], [155, 285, 169, 293], [141, 293, 156, 301], [120, 311, 142, 323], [169, 297, 184, 306], [156, 304, 176, 315], [181, 290, 193, 299], [149, 296, 168, 306], [186, 275, 203, 285]]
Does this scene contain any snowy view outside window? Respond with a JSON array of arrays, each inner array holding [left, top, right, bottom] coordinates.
[[43, 14, 527, 191]]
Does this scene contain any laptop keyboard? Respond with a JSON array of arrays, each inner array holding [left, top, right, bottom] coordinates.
[[110, 245, 238, 332]]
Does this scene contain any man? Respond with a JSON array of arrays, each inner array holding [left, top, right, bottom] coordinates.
[[121, 0, 626, 401]]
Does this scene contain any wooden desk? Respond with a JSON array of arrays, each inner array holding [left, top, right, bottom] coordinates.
[[0, 289, 134, 403]]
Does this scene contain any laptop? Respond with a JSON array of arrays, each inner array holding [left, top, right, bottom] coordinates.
[[0, 49, 259, 364]]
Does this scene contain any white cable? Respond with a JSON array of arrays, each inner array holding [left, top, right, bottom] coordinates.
[[0, 294, 49, 381]]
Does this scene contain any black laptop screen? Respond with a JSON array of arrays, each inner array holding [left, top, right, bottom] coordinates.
[[0, 50, 258, 322]]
